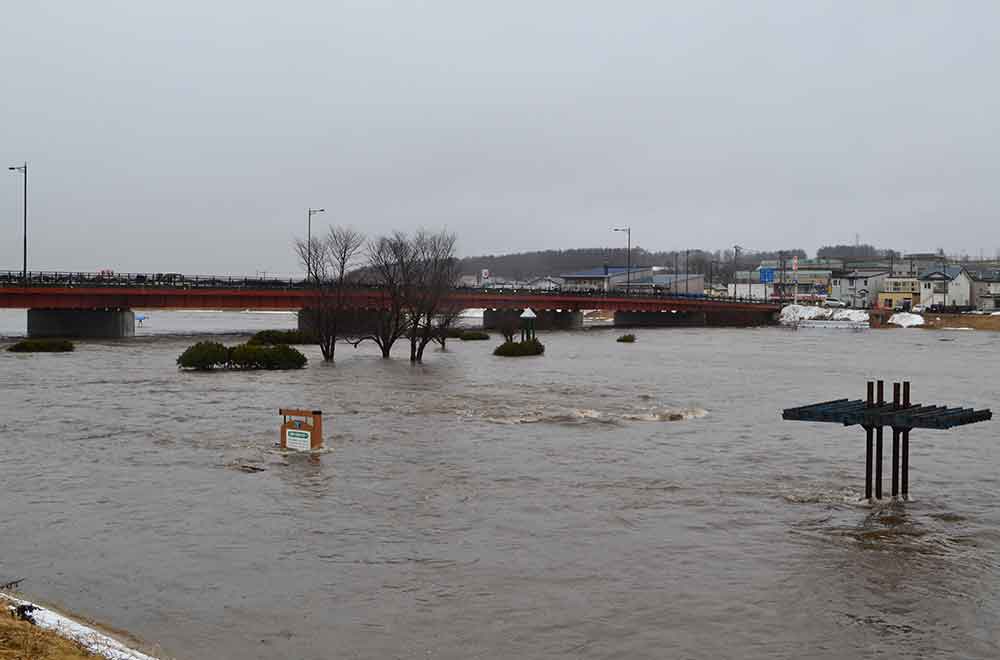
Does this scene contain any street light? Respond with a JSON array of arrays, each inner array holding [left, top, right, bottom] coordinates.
[[307, 207, 325, 281], [733, 245, 743, 301], [613, 226, 631, 294], [8, 162, 26, 282]]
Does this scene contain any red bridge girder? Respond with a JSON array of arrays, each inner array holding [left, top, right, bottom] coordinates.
[[0, 285, 780, 315]]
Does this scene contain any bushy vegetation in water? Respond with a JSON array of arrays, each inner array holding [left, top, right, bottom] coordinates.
[[228, 343, 308, 370], [493, 338, 545, 357], [460, 330, 490, 341], [177, 341, 307, 370], [248, 329, 312, 345], [616, 334, 637, 343], [7, 339, 75, 353], [176, 341, 230, 370]]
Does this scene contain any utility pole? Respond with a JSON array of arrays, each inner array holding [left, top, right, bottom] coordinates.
[[307, 208, 325, 282], [685, 249, 689, 295], [733, 245, 742, 301], [8, 162, 27, 282], [613, 226, 631, 294]]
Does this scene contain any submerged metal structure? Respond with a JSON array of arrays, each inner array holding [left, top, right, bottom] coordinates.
[[783, 381, 992, 500]]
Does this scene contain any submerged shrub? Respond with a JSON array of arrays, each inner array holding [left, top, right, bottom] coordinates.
[[493, 338, 545, 357], [7, 339, 75, 353], [176, 341, 229, 370], [616, 334, 636, 343], [228, 343, 307, 370], [248, 329, 311, 345], [460, 331, 490, 341]]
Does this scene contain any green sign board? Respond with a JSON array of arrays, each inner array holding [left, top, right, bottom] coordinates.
[[286, 429, 312, 451]]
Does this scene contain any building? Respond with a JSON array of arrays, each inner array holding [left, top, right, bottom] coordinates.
[[561, 266, 657, 292], [628, 273, 705, 295], [918, 266, 973, 308], [968, 269, 1000, 310], [524, 276, 564, 291], [727, 282, 771, 301], [878, 275, 921, 310], [750, 262, 833, 301], [829, 270, 890, 308]]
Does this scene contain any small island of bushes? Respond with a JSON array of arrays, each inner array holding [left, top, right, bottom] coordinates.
[[7, 339, 75, 353], [460, 330, 490, 341], [247, 329, 312, 345], [617, 334, 636, 343], [493, 338, 545, 357], [177, 341, 307, 370]]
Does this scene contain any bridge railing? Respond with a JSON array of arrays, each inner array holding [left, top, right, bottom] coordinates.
[[0, 270, 781, 306]]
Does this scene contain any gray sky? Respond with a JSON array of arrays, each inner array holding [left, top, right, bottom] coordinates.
[[2, 1, 998, 275]]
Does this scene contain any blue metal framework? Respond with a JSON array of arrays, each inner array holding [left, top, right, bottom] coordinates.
[[783, 381, 991, 500]]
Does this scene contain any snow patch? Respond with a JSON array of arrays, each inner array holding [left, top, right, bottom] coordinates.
[[888, 312, 924, 328], [780, 305, 868, 326]]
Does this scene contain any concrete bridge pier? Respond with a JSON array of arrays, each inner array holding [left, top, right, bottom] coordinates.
[[613, 310, 708, 327], [482, 308, 583, 330], [27, 309, 135, 338], [298, 308, 385, 337]]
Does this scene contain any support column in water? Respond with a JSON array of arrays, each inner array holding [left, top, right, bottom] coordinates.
[[901, 430, 910, 499], [27, 309, 135, 338], [875, 427, 883, 499], [865, 426, 873, 500]]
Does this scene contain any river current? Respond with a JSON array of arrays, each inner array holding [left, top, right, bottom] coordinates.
[[1, 310, 998, 659]]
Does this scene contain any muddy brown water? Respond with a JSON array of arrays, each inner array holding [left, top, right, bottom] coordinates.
[[1, 310, 999, 659]]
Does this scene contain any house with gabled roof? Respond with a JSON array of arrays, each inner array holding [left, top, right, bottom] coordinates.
[[918, 266, 973, 308]]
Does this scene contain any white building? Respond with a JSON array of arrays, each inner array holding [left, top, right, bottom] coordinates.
[[919, 266, 973, 308], [829, 270, 889, 308]]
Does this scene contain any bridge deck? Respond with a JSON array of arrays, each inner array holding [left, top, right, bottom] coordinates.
[[0, 272, 781, 314]]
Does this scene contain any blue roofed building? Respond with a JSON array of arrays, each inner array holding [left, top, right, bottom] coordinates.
[[560, 266, 657, 292]]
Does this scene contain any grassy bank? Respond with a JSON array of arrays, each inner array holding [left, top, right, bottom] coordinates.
[[0, 612, 95, 659], [919, 313, 1000, 331]]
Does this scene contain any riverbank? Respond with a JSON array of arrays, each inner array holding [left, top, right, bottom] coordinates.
[[0, 612, 95, 660], [917, 313, 1000, 331], [1, 594, 160, 660]]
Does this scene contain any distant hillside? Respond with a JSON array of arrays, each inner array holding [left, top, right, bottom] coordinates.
[[457, 247, 807, 280]]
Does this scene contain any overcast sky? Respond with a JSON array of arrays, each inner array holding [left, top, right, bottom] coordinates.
[[2, 1, 998, 275]]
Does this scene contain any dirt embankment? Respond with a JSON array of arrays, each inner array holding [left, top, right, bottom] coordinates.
[[918, 314, 1000, 331]]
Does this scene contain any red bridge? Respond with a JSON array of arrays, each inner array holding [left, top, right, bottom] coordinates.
[[0, 271, 780, 337]]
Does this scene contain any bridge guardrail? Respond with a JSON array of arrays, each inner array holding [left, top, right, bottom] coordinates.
[[0, 270, 781, 306]]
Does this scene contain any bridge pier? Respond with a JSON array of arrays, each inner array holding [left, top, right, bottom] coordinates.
[[297, 308, 385, 337], [613, 310, 707, 327], [482, 309, 582, 330], [27, 309, 135, 338]]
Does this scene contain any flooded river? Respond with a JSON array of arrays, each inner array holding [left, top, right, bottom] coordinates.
[[1, 310, 998, 659]]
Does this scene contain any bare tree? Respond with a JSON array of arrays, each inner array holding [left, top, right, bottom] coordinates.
[[294, 226, 366, 361], [405, 229, 459, 362], [358, 232, 414, 358]]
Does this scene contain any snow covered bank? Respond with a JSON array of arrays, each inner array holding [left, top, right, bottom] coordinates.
[[2, 595, 158, 660], [780, 305, 869, 326], [888, 312, 924, 328]]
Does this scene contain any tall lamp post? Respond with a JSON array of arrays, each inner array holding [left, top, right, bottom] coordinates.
[[733, 245, 743, 301], [8, 162, 27, 282], [307, 207, 325, 282], [613, 226, 631, 294]]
